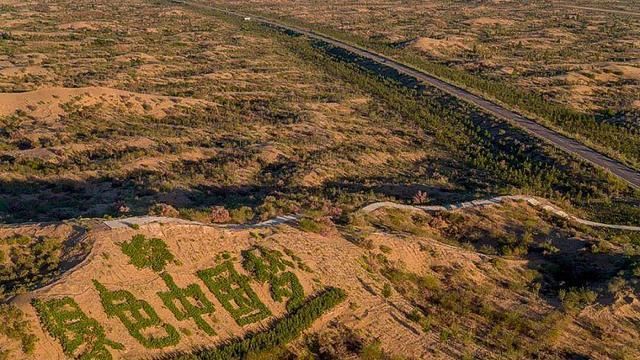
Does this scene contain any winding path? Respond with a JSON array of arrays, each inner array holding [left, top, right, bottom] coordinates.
[[10, 194, 637, 303], [181, 1, 640, 189], [360, 195, 640, 231], [104, 195, 640, 232], [103, 214, 299, 230]]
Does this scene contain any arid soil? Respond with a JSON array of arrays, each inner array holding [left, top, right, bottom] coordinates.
[[216, 0, 640, 112], [1, 1, 640, 359], [0, 0, 436, 223], [2, 199, 640, 359], [4, 219, 430, 359]]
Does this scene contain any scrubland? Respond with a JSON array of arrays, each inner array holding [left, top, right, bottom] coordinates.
[[1, 1, 640, 359]]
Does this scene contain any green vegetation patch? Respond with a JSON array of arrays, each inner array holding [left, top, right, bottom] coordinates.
[[242, 246, 305, 311], [298, 218, 324, 233], [197, 260, 271, 326], [559, 287, 598, 314], [119, 234, 175, 272], [165, 287, 346, 360], [157, 272, 217, 336], [0, 304, 37, 358], [378, 256, 560, 356], [0, 234, 62, 301], [32, 297, 123, 359], [93, 280, 180, 349]]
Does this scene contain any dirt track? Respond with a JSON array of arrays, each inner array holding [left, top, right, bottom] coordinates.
[[360, 195, 640, 231], [104, 195, 640, 232], [183, 1, 640, 190]]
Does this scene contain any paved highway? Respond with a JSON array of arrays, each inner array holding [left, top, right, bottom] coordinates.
[[187, 2, 640, 189]]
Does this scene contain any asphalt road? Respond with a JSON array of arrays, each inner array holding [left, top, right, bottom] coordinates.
[[557, 4, 640, 17], [188, 2, 640, 189]]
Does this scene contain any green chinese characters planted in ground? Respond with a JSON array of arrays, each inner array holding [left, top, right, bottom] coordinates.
[[32, 297, 124, 360], [157, 272, 217, 335], [94, 280, 181, 349], [242, 246, 304, 311], [33, 235, 312, 354], [197, 260, 272, 326]]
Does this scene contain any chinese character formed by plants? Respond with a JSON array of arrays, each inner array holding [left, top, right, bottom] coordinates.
[[242, 246, 304, 311], [157, 272, 217, 335], [32, 297, 124, 359], [119, 234, 175, 272], [93, 280, 180, 349], [197, 260, 271, 326]]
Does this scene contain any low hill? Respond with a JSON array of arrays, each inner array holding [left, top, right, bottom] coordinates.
[[2, 199, 639, 359]]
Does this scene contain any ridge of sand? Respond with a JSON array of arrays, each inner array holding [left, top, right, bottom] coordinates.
[[0, 86, 215, 121], [411, 36, 470, 56], [9, 221, 430, 359], [4, 195, 640, 359]]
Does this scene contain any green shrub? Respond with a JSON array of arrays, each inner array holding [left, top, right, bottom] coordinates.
[[94, 280, 180, 349], [256, 196, 300, 221], [242, 246, 305, 311], [406, 309, 421, 322], [298, 218, 323, 233], [381, 283, 392, 298], [539, 240, 559, 255], [381, 267, 441, 293], [229, 206, 255, 224], [607, 277, 627, 297], [360, 341, 385, 360], [32, 297, 123, 359], [197, 260, 271, 326], [559, 287, 597, 313], [371, 209, 429, 237], [119, 234, 175, 272], [178, 208, 212, 223]]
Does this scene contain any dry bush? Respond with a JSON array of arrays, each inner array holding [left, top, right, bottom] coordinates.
[[148, 203, 179, 218], [210, 206, 231, 223]]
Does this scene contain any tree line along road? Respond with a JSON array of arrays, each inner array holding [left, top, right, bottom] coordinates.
[[183, 1, 640, 190]]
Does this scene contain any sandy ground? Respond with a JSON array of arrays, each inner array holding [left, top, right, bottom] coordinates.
[[0, 86, 215, 121], [9, 221, 433, 359], [4, 196, 640, 359], [411, 36, 470, 57]]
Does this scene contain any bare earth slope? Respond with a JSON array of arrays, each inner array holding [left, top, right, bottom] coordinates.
[[7, 220, 428, 359], [1, 1, 640, 359], [3, 198, 640, 359]]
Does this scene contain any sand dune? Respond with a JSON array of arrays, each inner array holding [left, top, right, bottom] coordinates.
[[0, 86, 215, 121]]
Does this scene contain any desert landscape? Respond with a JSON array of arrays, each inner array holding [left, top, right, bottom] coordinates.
[[3, 197, 640, 359], [217, 0, 640, 111], [1, 0, 640, 359], [215, 0, 640, 168]]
